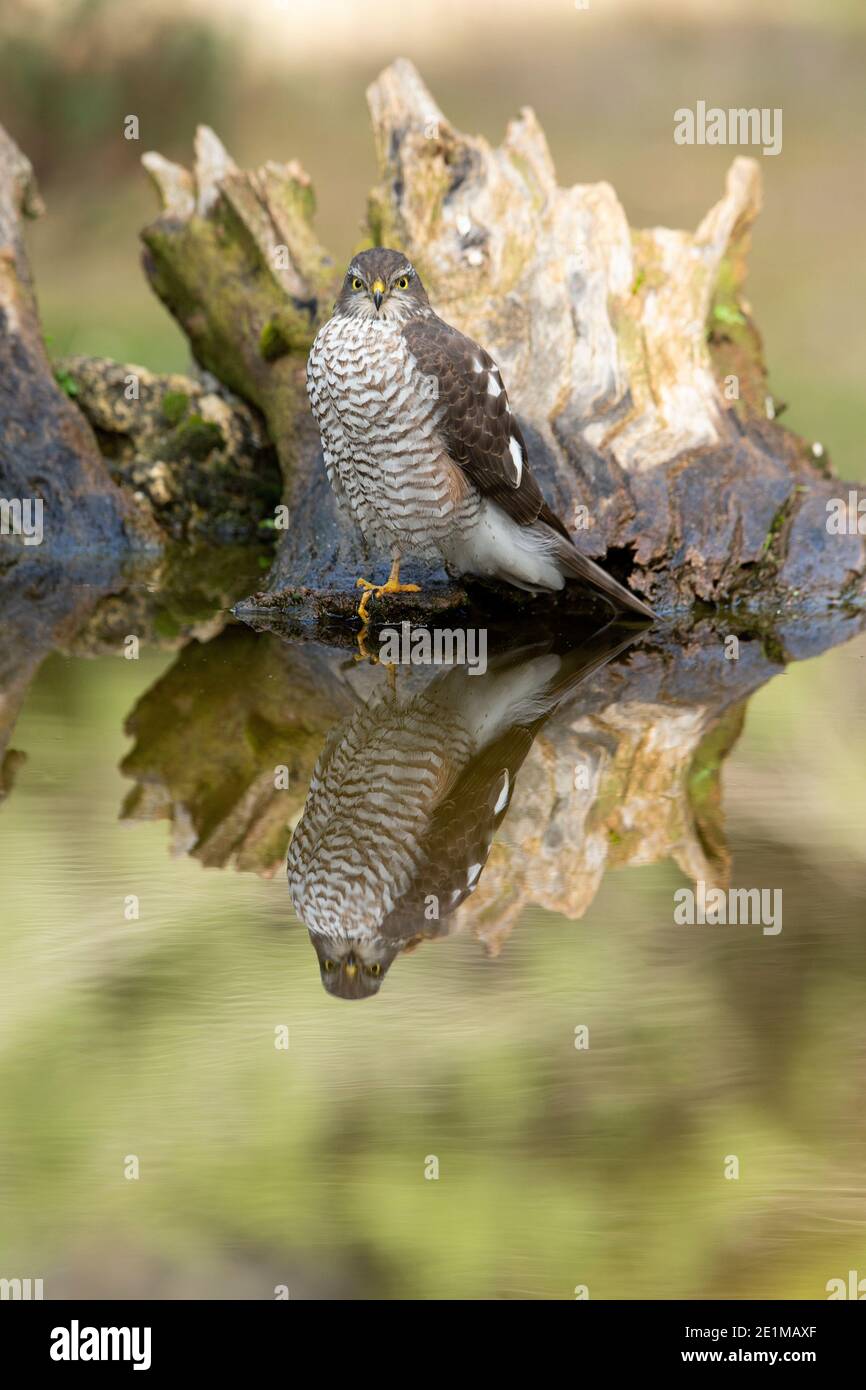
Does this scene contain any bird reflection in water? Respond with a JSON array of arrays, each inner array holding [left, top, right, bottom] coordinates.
[[288, 623, 638, 998]]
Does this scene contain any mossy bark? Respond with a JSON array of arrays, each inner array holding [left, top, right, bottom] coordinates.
[[132, 61, 865, 622], [0, 123, 159, 555], [55, 355, 282, 544], [140, 130, 332, 497]]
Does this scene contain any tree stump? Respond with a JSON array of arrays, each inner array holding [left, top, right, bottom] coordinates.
[[0, 124, 157, 555], [138, 59, 866, 622]]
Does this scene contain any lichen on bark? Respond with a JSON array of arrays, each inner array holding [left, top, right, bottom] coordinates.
[[3, 60, 863, 618]]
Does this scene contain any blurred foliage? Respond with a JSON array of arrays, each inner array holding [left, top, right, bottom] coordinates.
[[0, 0, 864, 1302], [0, 0, 237, 177], [1, 0, 862, 478]]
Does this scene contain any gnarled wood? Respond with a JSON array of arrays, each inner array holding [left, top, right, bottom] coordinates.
[[136, 60, 865, 620], [0, 123, 158, 555], [56, 356, 281, 543], [141, 127, 331, 495]]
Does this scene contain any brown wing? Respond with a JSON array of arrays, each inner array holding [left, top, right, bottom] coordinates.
[[402, 315, 571, 541]]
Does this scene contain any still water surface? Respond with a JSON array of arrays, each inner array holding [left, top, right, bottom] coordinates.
[[2, 570, 865, 1300]]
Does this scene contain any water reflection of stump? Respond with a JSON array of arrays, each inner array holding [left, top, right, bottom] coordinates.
[[116, 609, 864, 995]]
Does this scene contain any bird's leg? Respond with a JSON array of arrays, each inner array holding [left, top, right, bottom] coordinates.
[[381, 556, 421, 597], [354, 624, 377, 663], [355, 580, 377, 625], [353, 626, 398, 694], [354, 557, 421, 667], [354, 558, 421, 622]]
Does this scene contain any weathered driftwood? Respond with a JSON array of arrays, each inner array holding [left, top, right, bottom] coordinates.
[[464, 612, 856, 955], [139, 59, 865, 621], [0, 124, 157, 554], [141, 129, 330, 492], [56, 356, 281, 543], [62, 546, 266, 657]]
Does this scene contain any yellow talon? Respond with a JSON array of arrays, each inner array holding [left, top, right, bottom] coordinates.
[[354, 560, 420, 623], [381, 578, 421, 596]]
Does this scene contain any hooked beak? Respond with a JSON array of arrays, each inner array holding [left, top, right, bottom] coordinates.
[[371, 278, 385, 311], [344, 952, 358, 979]]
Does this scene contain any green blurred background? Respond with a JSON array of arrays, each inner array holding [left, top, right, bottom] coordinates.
[[2, 0, 866, 1301], [2, 630, 866, 1299], [1, 0, 864, 476]]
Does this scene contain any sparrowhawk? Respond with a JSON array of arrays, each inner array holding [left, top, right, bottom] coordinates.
[[306, 247, 655, 623], [287, 625, 638, 999]]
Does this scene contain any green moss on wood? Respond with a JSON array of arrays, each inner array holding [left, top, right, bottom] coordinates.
[[54, 367, 79, 398], [161, 390, 189, 425], [259, 320, 291, 361], [163, 413, 223, 461]]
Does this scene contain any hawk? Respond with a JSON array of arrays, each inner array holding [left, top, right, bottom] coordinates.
[[287, 625, 638, 999], [306, 247, 655, 622]]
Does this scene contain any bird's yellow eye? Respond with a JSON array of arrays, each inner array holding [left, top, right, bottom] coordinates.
[[323, 959, 336, 973], [350, 277, 364, 291], [395, 276, 410, 290], [367, 962, 382, 977]]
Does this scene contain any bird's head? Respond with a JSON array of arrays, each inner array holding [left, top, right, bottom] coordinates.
[[335, 248, 430, 322], [308, 932, 401, 1001]]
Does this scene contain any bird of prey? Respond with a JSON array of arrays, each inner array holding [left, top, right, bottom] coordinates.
[[306, 247, 654, 623], [287, 624, 638, 999]]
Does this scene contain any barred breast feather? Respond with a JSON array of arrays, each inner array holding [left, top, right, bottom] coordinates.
[[306, 312, 480, 559], [306, 289, 655, 617], [287, 688, 476, 943]]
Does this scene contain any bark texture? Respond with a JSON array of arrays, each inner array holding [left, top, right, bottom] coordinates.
[[138, 60, 866, 621], [0, 123, 157, 554], [56, 356, 281, 543]]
